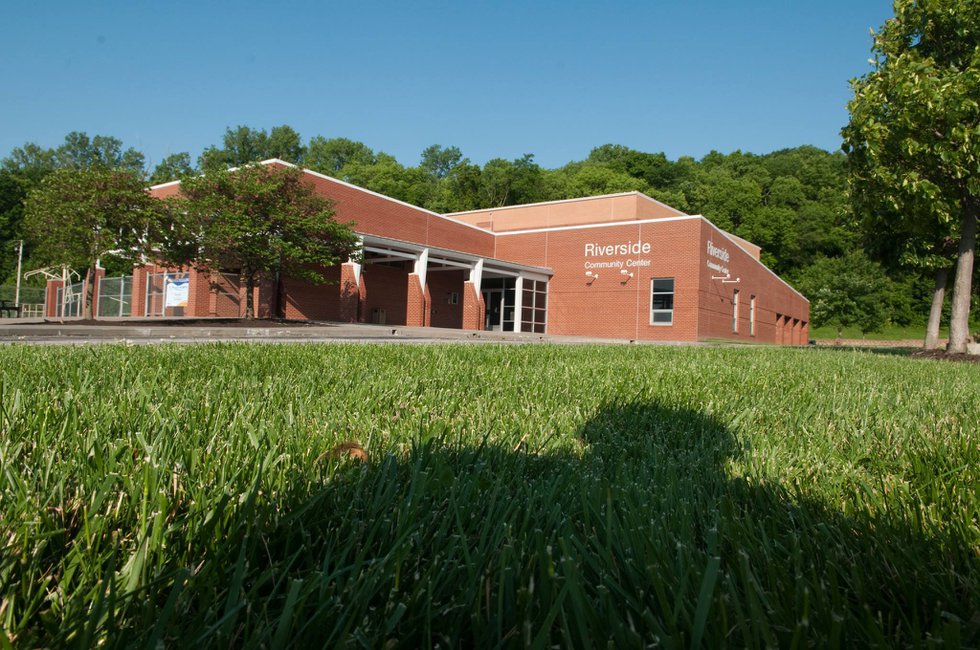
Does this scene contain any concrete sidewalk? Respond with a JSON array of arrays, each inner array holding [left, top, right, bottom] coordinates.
[[0, 319, 698, 346]]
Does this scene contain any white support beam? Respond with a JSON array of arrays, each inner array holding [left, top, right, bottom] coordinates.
[[363, 246, 419, 260], [514, 275, 524, 333], [414, 247, 429, 289], [348, 235, 363, 285], [470, 258, 484, 294]]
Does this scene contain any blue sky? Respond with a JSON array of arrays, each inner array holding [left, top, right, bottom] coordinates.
[[0, 1, 894, 170]]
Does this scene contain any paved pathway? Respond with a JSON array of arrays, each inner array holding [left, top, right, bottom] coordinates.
[[0, 319, 703, 346]]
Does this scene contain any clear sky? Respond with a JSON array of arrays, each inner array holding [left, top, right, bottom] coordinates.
[[0, 1, 895, 170]]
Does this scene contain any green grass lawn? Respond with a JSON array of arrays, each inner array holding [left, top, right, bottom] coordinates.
[[1, 344, 977, 647]]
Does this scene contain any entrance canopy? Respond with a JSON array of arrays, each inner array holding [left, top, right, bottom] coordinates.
[[355, 234, 552, 333], [358, 234, 551, 291]]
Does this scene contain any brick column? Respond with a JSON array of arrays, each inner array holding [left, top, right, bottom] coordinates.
[[802, 322, 809, 345], [792, 318, 802, 345], [406, 273, 427, 327], [131, 266, 150, 318], [461, 281, 484, 331], [339, 262, 361, 323], [46, 280, 63, 317]]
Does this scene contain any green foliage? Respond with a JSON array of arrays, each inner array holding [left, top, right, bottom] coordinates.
[[0, 132, 149, 283], [199, 125, 306, 171], [149, 153, 195, 185], [545, 162, 651, 199], [23, 168, 162, 274], [792, 251, 895, 336], [305, 136, 377, 175], [842, 0, 980, 350], [52, 132, 145, 175], [171, 164, 359, 316], [0, 344, 977, 646], [419, 144, 463, 179]]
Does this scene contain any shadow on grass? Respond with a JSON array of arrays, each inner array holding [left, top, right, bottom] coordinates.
[[811, 344, 918, 358], [13, 403, 979, 648]]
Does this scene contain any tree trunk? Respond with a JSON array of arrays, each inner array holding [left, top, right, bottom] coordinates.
[[274, 271, 285, 320], [947, 206, 977, 354], [836, 325, 843, 346], [923, 267, 948, 350], [244, 274, 255, 320], [84, 263, 97, 320]]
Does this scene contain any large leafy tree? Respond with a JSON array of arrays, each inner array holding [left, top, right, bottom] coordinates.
[[23, 168, 163, 318], [794, 251, 895, 344], [199, 125, 305, 171], [149, 152, 195, 184], [54, 132, 145, 175], [171, 164, 359, 319], [305, 137, 377, 176], [842, 0, 980, 353]]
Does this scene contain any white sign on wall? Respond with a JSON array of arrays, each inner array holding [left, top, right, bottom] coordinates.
[[583, 239, 653, 269], [706, 240, 731, 276], [165, 277, 189, 308]]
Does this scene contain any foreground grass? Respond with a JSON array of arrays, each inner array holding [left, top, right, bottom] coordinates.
[[0, 344, 977, 647]]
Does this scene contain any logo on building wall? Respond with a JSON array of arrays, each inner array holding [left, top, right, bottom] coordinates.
[[583, 240, 652, 269], [706, 240, 730, 276]]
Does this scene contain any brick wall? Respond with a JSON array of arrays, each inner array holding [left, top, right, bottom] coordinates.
[[494, 220, 701, 341], [282, 267, 342, 321], [361, 264, 409, 326], [427, 270, 465, 329], [695, 220, 809, 344]]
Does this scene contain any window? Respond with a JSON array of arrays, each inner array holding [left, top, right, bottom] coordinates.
[[749, 294, 756, 336], [650, 278, 674, 325], [520, 279, 548, 333], [732, 289, 739, 333]]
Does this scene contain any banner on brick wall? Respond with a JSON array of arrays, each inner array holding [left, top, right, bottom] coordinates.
[[165, 277, 189, 308]]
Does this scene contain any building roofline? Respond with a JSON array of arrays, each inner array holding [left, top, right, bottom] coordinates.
[[493, 214, 701, 235], [147, 158, 496, 236], [444, 190, 686, 217], [497, 214, 807, 304]]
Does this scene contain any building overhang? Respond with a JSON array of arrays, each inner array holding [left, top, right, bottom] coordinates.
[[359, 233, 552, 281]]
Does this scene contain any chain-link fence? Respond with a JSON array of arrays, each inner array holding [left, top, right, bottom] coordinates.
[[97, 275, 133, 317], [0, 286, 46, 318], [54, 281, 85, 318], [145, 272, 190, 317]]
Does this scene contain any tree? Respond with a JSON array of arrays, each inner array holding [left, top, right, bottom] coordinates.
[[305, 137, 376, 175], [480, 155, 545, 207], [197, 125, 305, 171], [54, 132, 145, 175], [23, 168, 163, 318], [793, 251, 894, 344], [842, 0, 980, 353], [150, 153, 195, 184], [420, 145, 463, 179], [267, 125, 305, 163], [171, 164, 359, 319]]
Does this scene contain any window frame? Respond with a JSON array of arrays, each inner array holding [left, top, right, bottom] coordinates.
[[649, 277, 675, 326], [732, 288, 740, 333]]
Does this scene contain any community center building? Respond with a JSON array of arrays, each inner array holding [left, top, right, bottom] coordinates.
[[46, 159, 809, 344]]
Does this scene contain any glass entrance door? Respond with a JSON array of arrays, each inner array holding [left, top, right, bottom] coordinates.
[[482, 288, 503, 331]]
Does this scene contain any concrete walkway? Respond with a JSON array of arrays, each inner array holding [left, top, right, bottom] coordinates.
[[0, 318, 703, 346]]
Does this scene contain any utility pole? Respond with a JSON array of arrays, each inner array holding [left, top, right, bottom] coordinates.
[[14, 240, 23, 307]]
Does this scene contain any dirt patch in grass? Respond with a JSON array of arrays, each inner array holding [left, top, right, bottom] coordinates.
[[911, 349, 980, 364]]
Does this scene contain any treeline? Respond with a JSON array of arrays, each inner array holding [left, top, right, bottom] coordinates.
[[0, 125, 966, 327]]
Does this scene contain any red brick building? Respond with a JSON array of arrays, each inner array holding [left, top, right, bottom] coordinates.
[[48, 159, 809, 344]]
